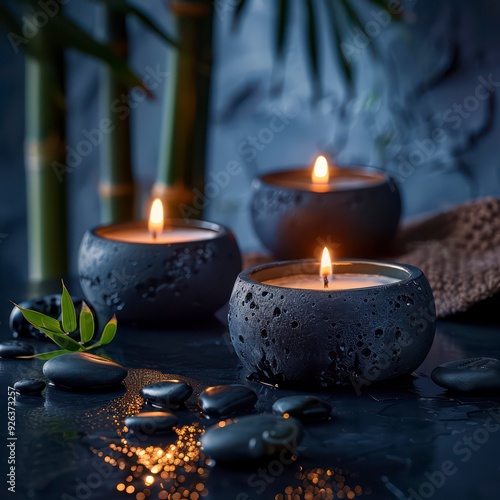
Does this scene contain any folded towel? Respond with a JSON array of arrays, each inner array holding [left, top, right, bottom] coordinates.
[[392, 197, 500, 317]]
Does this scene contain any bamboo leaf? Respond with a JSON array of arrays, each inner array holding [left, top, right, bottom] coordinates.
[[13, 303, 63, 333], [325, 0, 353, 91], [305, 0, 320, 98], [39, 328, 82, 351], [92, 0, 179, 48], [79, 302, 95, 344], [61, 281, 77, 332], [339, 0, 377, 57], [367, 0, 403, 20], [275, 0, 290, 60], [0, 4, 39, 58], [20, 0, 147, 93], [231, 0, 249, 31], [99, 315, 117, 345]]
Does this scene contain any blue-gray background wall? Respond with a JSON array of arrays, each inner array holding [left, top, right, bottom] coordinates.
[[1, 0, 500, 281]]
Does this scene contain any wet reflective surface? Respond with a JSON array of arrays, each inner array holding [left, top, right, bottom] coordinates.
[[2, 279, 500, 499]]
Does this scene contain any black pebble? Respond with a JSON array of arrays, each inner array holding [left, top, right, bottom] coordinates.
[[0, 340, 34, 358], [125, 411, 178, 435], [272, 395, 332, 421], [431, 357, 500, 392], [141, 380, 193, 408], [199, 384, 258, 417], [43, 352, 127, 390], [201, 414, 303, 462], [9, 294, 85, 339], [14, 379, 46, 395]]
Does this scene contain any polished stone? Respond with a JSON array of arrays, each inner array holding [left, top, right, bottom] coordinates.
[[199, 384, 257, 417], [0, 340, 34, 358], [43, 352, 127, 390], [431, 357, 500, 392], [201, 414, 303, 462], [140, 380, 193, 407], [14, 379, 46, 395], [272, 395, 332, 421], [9, 294, 84, 339], [125, 411, 178, 434]]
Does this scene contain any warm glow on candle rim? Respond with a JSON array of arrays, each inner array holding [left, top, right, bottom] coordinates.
[[311, 155, 330, 184]]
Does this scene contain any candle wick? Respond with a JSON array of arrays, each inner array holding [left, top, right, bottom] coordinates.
[[152, 231, 157, 241], [323, 275, 329, 289]]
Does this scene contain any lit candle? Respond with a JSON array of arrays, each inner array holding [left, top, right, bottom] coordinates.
[[262, 248, 399, 291], [263, 155, 385, 193], [250, 155, 401, 259], [78, 198, 242, 322], [99, 199, 217, 244]]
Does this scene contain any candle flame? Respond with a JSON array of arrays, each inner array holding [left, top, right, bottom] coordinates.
[[148, 198, 164, 237], [312, 155, 330, 184], [320, 247, 333, 279]]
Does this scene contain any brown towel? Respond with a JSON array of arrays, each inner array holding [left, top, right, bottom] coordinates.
[[392, 198, 500, 317], [244, 198, 500, 318]]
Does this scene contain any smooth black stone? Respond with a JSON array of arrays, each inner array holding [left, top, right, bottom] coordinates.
[[140, 380, 193, 408], [0, 340, 34, 358], [14, 379, 46, 395], [9, 294, 84, 339], [125, 411, 178, 435], [199, 384, 258, 417], [43, 352, 127, 390], [431, 357, 500, 392], [201, 414, 303, 462], [272, 395, 332, 421]]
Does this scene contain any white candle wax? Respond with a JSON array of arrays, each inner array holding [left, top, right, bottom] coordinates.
[[263, 273, 399, 291], [98, 226, 218, 244]]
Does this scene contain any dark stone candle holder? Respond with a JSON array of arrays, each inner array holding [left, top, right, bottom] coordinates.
[[251, 166, 401, 259], [78, 220, 242, 323], [228, 259, 435, 388]]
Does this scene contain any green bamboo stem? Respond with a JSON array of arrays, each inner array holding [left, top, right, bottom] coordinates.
[[152, 0, 213, 219], [25, 7, 67, 282], [99, 4, 135, 223]]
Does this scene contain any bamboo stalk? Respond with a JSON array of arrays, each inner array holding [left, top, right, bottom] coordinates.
[[152, 0, 213, 219], [25, 6, 67, 282], [98, 4, 135, 223]]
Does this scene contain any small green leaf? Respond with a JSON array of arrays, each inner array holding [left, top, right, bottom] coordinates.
[[21, 349, 70, 360], [100, 315, 118, 346], [61, 281, 77, 332], [40, 328, 81, 352], [79, 302, 94, 344], [13, 303, 63, 333]]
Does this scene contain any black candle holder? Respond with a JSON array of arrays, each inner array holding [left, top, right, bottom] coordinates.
[[228, 259, 435, 388], [251, 166, 401, 259], [78, 220, 242, 323]]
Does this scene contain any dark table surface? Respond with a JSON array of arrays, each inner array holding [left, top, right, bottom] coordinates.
[[1, 278, 500, 500]]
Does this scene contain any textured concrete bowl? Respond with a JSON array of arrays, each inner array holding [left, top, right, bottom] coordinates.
[[228, 259, 435, 387], [251, 166, 401, 259], [78, 220, 242, 323]]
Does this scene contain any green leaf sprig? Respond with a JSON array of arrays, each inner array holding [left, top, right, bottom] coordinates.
[[12, 281, 117, 360]]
